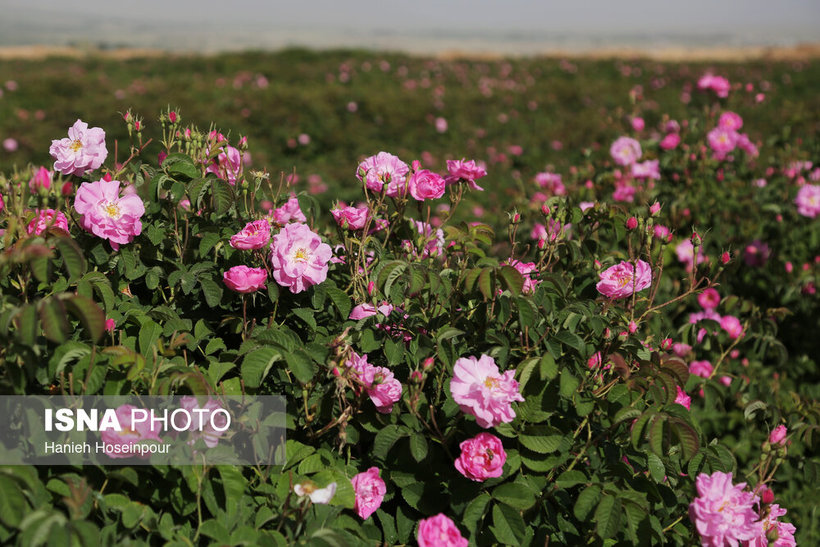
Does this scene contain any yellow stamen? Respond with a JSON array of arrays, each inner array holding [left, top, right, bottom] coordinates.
[[484, 377, 499, 389], [293, 248, 308, 262], [70, 139, 83, 152], [104, 202, 121, 218]]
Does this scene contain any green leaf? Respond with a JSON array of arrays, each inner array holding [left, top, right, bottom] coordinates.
[[285, 350, 316, 384], [555, 470, 587, 488], [559, 370, 580, 399], [491, 503, 525, 544], [573, 484, 601, 521], [595, 494, 621, 539], [409, 434, 428, 462], [164, 153, 199, 180], [462, 493, 491, 532], [0, 475, 28, 527], [649, 414, 667, 457], [744, 400, 768, 421], [647, 452, 665, 482], [139, 320, 163, 355], [39, 297, 70, 343], [199, 232, 221, 257], [55, 237, 86, 281], [554, 330, 585, 353], [478, 267, 494, 300], [373, 425, 408, 460], [62, 294, 106, 342], [539, 352, 558, 380], [519, 433, 562, 454], [498, 265, 524, 296], [241, 347, 282, 389], [516, 296, 536, 328], [199, 278, 223, 308], [326, 287, 352, 319], [492, 483, 536, 510], [670, 418, 700, 462], [212, 180, 234, 215], [383, 339, 404, 365]]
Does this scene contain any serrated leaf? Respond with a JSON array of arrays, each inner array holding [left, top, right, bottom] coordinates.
[[241, 347, 282, 389], [555, 470, 586, 488], [212, 180, 234, 215], [139, 320, 163, 355], [647, 452, 665, 482], [492, 483, 536, 510], [498, 265, 524, 296], [325, 287, 351, 319], [559, 370, 580, 399], [648, 414, 666, 456], [595, 494, 621, 539], [462, 493, 491, 532], [39, 297, 70, 343], [55, 237, 86, 280], [409, 434, 428, 462], [285, 350, 316, 384], [573, 484, 601, 520], [199, 277, 223, 308], [491, 503, 525, 544], [62, 294, 105, 342], [539, 352, 558, 380], [373, 425, 408, 460], [743, 400, 768, 421], [670, 418, 700, 461], [519, 434, 562, 454], [478, 267, 494, 300]]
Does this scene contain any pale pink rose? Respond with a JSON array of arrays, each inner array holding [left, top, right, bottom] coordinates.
[[689, 360, 713, 378], [446, 158, 487, 191], [504, 259, 540, 294], [351, 467, 386, 520], [673, 342, 692, 357], [747, 504, 796, 547], [409, 169, 446, 201], [595, 259, 652, 299], [660, 132, 680, 150], [689, 471, 760, 546], [349, 302, 393, 320], [179, 396, 228, 448], [450, 354, 524, 428], [222, 265, 267, 293], [697, 74, 731, 98], [454, 432, 507, 482], [411, 221, 445, 258], [534, 171, 567, 195], [230, 219, 271, 250], [29, 166, 53, 192], [331, 203, 369, 230], [631, 116, 645, 131], [675, 386, 691, 410], [73, 179, 145, 250], [579, 201, 595, 212], [206, 145, 242, 185], [720, 315, 744, 339], [698, 288, 721, 310], [293, 481, 336, 504], [271, 194, 306, 224], [630, 159, 660, 180], [357, 152, 410, 196], [610, 136, 642, 166], [675, 239, 707, 271], [769, 425, 787, 445], [718, 111, 743, 131], [795, 184, 820, 218], [434, 117, 448, 133], [417, 514, 468, 547], [49, 119, 108, 176], [270, 223, 332, 293], [26, 209, 69, 235], [345, 351, 402, 413], [612, 181, 636, 202], [707, 127, 738, 157], [736, 133, 759, 157], [100, 404, 163, 459]]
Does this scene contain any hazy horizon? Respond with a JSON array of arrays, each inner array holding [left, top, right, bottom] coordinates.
[[2, 0, 819, 54]]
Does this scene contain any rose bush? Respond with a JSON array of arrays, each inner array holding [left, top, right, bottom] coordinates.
[[0, 52, 817, 546]]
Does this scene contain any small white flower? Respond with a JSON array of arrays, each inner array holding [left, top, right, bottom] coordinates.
[[293, 481, 337, 504]]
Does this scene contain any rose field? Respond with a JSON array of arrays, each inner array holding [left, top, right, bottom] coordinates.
[[0, 49, 818, 545]]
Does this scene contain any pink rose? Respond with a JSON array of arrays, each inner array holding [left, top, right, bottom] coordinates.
[[610, 136, 642, 166], [720, 315, 744, 339], [270, 223, 333, 293], [331, 203, 369, 230], [446, 158, 487, 191], [747, 504, 796, 547], [659, 132, 680, 150], [29, 166, 53, 192], [206, 145, 242, 185], [697, 288, 721, 310], [595, 259, 652, 299], [230, 219, 271, 250], [450, 354, 524, 428], [26, 209, 69, 235], [675, 386, 691, 410], [105, 318, 116, 332], [409, 169, 446, 201], [271, 194, 306, 224], [100, 404, 163, 459], [49, 119, 108, 176], [707, 127, 738, 157], [689, 472, 760, 546], [454, 432, 507, 482], [795, 184, 820, 218], [768, 425, 787, 445], [534, 171, 566, 195], [631, 116, 645, 131], [689, 360, 713, 378], [417, 514, 468, 547], [179, 396, 229, 448], [351, 467, 386, 520], [718, 111, 743, 131], [73, 179, 145, 250], [630, 159, 660, 180], [349, 302, 393, 320], [345, 351, 402, 413], [223, 265, 267, 293], [356, 152, 409, 196]]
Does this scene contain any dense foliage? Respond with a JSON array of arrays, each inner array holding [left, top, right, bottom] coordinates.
[[0, 50, 817, 545]]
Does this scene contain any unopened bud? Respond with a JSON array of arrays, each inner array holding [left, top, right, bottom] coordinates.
[[169, 111, 177, 123], [626, 217, 638, 230], [649, 201, 661, 215], [367, 281, 375, 296], [690, 231, 702, 246], [628, 321, 638, 333], [422, 357, 435, 371], [410, 370, 423, 383], [761, 488, 775, 505], [537, 238, 546, 250], [541, 204, 550, 215]]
